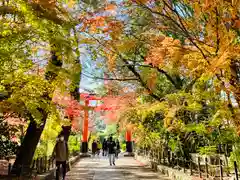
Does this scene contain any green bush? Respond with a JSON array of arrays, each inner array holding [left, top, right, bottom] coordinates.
[[34, 135, 80, 159], [121, 143, 126, 152], [229, 144, 240, 170], [199, 146, 217, 156], [68, 135, 80, 155], [0, 136, 19, 159], [34, 140, 55, 158], [0, 118, 19, 159]]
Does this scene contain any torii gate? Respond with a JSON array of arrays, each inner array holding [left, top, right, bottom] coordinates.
[[80, 93, 133, 154]]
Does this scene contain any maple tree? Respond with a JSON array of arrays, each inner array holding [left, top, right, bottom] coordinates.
[[80, 0, 240, 163], [2, 0, 240, 175], [0, 0, 83, 174], [0, 0, 122, 175], [0, 114, 24, 159]]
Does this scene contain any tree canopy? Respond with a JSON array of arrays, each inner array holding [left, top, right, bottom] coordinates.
[[2, 0, 240, 174]]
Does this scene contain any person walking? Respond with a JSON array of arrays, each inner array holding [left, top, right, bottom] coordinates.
[[53, 133, 69, 180], [92, 140, 97, 158], [106, 137, 110, 156], [107, 136, 116, 166], [102, 139, 108, 156], [97, 140, 101, 156], [115, 139, 121, 159]]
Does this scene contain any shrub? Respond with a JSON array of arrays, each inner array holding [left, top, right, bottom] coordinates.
[[68, 135, 80, 155]]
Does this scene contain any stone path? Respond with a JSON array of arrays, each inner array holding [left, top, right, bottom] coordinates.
[[66, 154, 170, 180]]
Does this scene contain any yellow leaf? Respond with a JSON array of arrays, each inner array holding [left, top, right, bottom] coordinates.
[[67, 0, 75, 8], [193, 2, 201, 16], [116, 40, 136, 53], [210, 51, 230, 72], [32, 47, 38, 53], [78, 38, 95, 44], [106, 53, 117, 71]]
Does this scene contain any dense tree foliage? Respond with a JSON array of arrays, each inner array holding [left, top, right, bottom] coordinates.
[[0, 0, 81, 174], [83, 0, 240, 166], [2, 0, 240, 175]]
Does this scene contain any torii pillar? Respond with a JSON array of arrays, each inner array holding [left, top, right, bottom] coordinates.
[[80, 93, 101, 155], [124, 126, 134, 156], [126, 130, 133, 153], [81, 99, 89, 153]]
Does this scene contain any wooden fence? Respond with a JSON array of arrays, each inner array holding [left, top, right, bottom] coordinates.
[[0, 156, 55, 178], [136, 148, 239, 180]]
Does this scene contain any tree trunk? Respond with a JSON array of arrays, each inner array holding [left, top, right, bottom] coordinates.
[[70, 85, 80, 101], [230, 60, 240, 106], [65, 52, 81, 144], [60, 67, 80, 147], [11, 50, 62, 175], [11, 117, 46, 176]]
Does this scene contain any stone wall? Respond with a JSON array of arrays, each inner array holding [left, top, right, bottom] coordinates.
[[134, 154, 202, 180], [0, 160, 8, 175]]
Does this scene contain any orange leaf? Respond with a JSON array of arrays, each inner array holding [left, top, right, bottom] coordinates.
[[134, 0, 149, 4], [147, 71, 157, 90], [234, 20, 240, 28], [105, 4, 117, 11]]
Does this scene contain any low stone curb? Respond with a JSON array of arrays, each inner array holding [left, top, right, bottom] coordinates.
[[79, 153, 91, 158], [134, 154, 195, 180], [134, 155, 151, 167], [123, 152, 135, 157], [157, 164, 193, 180], [36, 153, 82, 180], [135, 154, 239, 180]]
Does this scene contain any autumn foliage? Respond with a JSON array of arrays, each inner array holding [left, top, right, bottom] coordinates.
[[2, 0, 240, 171], [78, 0, 240, 160]]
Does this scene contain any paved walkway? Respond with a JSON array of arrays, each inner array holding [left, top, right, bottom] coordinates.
[[66, 154, 170, 180]]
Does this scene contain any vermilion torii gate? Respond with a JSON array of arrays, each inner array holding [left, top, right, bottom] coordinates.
[[80, 93, 133, 154], [80, 93, 101, 153]]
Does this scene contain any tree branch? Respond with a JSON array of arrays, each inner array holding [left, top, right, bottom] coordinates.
[[87, 32, 170, 100], [163, 0, 208, 60], [0, 6, 18, 15], [82, 73, 138, 81], [185, 78, 198, 93], [215, 7, 220, 55], [141, 2, 209, 62], [0, 93, 8, 101], [127, 60, 182, 89], [156, 67, 180, 89], [27, 2, 68, 25], [0, 3, 71, 25], [121, 58, 162, 101]]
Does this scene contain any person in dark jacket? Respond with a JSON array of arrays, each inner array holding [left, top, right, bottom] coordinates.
[[102, 139, 108, 156], [53, 134, 69, 180], [115, 139, 121, 159], [97, 140, 101, 156], [92, 140, 98, 157], [107, 136, 116, 166]]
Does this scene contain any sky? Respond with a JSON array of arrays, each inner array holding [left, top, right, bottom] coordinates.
[[79, 48, 102, 108], [79, 47, 104, 93], [78, 0, 125, 94]]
